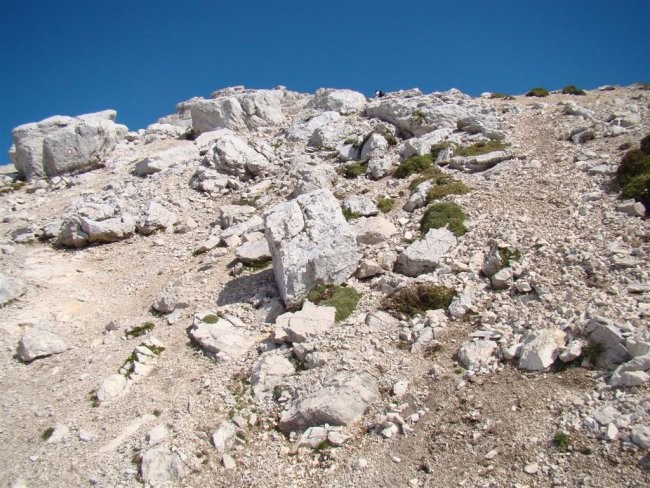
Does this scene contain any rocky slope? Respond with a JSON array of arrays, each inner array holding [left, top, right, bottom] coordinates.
[[0, 83, 649, 488]]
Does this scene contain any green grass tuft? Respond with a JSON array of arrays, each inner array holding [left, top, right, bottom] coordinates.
[[341, 161, 368, 179], [553, 432, 571, 451], [420, 202, 466, 237], [377, 197, 395, 214], [41, 427, 55, 441], [125, 322, 155, 338], [395, 154, 433, 178], [307, 284, 362, 322], [342, 208, 361, 221], [526, 87, 549, 97], [454, 140, 509, 157], [426, 181, 470, 201], [616, 135, 650, 209], [498, 247, 521, 268], [561, 85, 586, 96], [381, 283, 456, 317]]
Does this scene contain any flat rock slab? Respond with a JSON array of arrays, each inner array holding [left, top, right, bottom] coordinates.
[[140, 445, 184, 486], [18, 323, 67, 362], [189, 315, 254, 362], [278, 372, 379, 433], [0, 273, 25, 306], [274, 301, 336, 343], [250, 353, 296, 401], [353, 216, 398, 245], [395, 228, 457, 277], [458, 339, 498, 369]]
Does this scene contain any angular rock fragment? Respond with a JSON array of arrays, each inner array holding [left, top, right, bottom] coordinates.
[[0, 273, 25, 307], [518, 328, 566, 371], [250, 352, 295, 401], [140, 445, 184, 486], [189, 314, 254, 361], [458, 339, 498, 370], [17, 324, 67, 362], [274, 301, 336, 343], [395, 228, 457, 277]]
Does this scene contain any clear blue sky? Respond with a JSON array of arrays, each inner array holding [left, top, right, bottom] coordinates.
[[1, 0, 649, 165]]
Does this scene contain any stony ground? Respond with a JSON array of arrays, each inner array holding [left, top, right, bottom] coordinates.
[[0, 84, 649, 488]]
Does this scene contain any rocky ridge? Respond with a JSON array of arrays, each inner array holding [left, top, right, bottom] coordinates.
[[0, 83, 649, 487]]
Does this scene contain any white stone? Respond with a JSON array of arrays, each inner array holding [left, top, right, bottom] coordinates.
[[308, 88, 367, 115], [518, 328, 567, 371], [147, 424, 169, 446], [236, 239, 271, 264], [134, 143, 198, 176], [275, 301, 336, 343], [367, 158, 393, 179], [360, 133, 388, 160], [395, 228, 457, 277], [46, 423, 69, 444], [342, 195, 378, 217], [0, 273, 25, 307], [250, 353, 296, 401], [18, 324, 67, 362], [491, 267, 513, 289], [457, 340, 498, 369], [138, 202, 177, 235], [96, 374, 127, 403], [189, 315, 254, 362], [140, 445, 184, 485], [353, 216, 398, 245], [286, 111, 341, 141], [264, 189, 360, 307], [212, 421, 236, 455], [631, 425, 650, 449], [204, 130, 270, 179], [448, 293, 472, 318]]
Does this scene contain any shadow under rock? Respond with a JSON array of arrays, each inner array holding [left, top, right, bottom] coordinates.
[[216, 268, 277, 306]]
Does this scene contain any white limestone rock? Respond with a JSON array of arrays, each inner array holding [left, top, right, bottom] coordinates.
[[203, 130, 270, 179], [367, 158, 393, 179], [212, 421, 236, 455], [518, 328, 567, 371], [631, 425, 650, 450], [217, 205, 256, 229], [448, 151, 510, 173], [0, 273, 25, 307], [274, 301, 336, 343], [457, 339, 498, 369], [236, 239, 271, 264], [11, 110, 127, 180], [138, 202, 177, 235], [290, 156, 338, 196], [17, 324, 67, 362], [250, 352, 296, 401], [278, 372, 380, 432], [264, 189, 360, 307], [352, 216, 398, 245], [404, 181, 434, 212], [448, 293, 472, 318], [308, 88, 367, 115], [342, 195, 378, 217], [134, 143, 198, 176], [96, 374, 127, 403], [140, 445, 184, 486], [360, 133, 388, 160], [189, 314, 254, 362], [401, 128, 453, 158], [394, 228, 457, 277], [286, 111, 341, 141]]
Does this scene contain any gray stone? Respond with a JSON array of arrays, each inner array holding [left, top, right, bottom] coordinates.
[[189, 314, 254, 362], [367, 158, 393, 179], [616, 200, 645, 217], [212, 421, 236, 455], [138, 202, 177, 235], [79, 214, 136, 244], [290, 157, 338, 196], [592, 405, 620, 426], [278, 372, 380, 432], [631, 425, 650, 450], [395, 228, 457, 277], [586, 317, 630, 369], [353, 216, 398, 245], [134, 144, 198, 176], [0, 273, 25, 307], [147, 425, 169, 446], [365, 311, 400, 328], [96, 374, 127, 403], [202, 130, 270, 179], [448, 293, 472, 318], [46, 423, 69, 444], [221, 453, 236, 470], [275, 301, 336, 343], [308, 88, 367, 115], [356, 259, 383, 279], [457, 339, 498, 369], [518, 328, 567, 371], [250, 353, 296, 401], [448, 151, 510, 173], [342, 195, 378, 217], [404, 181, 433, 212], [140, 445, 184, 486], [360, 133, 388, 160], [264, 189, 360, 308], [217, 205, 256, 229], [401, 128, 453, 158], [236, 239, 271, 264], [286, 111, 341, 141], [491, 267, 513, 289], [17, 324, 67, 362]]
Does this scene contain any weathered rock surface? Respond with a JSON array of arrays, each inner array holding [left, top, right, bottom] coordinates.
[[140, 445, 184, 486], [264, 189, 360, 307], [250, 352, 296, 401], [17, 323, 67, 362], [274, 301, 336, 343], [134, 143, 199, 176], [395, 228, 457, 277], [278, 372, 380, 432], [202, 130, 270, 179], [189, 314, 254, 361], [308, 88, 367, 115], [96, 374, 128, 403], [518, 328, 567, 371], [353, 216, 398, 245], [11, 110, 127, 180], [0, 273, 25, 306]]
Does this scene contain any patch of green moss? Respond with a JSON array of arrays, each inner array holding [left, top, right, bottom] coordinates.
[[553, 432, 571, 451], [201, 314, 220, 324], [385, 134, 398, 146], [395, 154, 433, 179], [561, 85, 586, 96], [454, 140, 509, 157], [343, 137, 357, 146], [243, 258, 273, 271], [430, 141, 454, 160], [377, 197, 395, 214], [41, 427, 55, 441], [381, 283, 456, 317], [582, 342, 604, 363], [526, 87, 549, 97], [341, 161, 368, 179], [342, 208, 361, 221], [426, 181, 470, 201], [420, 202, 466, 237], [148, 344, 165, 356], [498, 247, 521, 268], [125, 322, 155, 338], [307, 283, 362, 322]]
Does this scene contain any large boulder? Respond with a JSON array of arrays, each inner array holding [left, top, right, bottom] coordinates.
[[365, 96, 469, 137], [191, 89, 285, 134], [285, 111, 341, 141], [264, 189, 360, 308], [10, 110, 127, 180], [278, 372, 379, 432], [202, 130, 270, 179], [401, 128, 453, 158], [395, 228, 457, 277], [308, 88, 367, 115]]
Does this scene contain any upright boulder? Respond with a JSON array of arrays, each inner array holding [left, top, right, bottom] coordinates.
[[264, 189, 360, 308], [202, 130, 270, 179], [11, 110, 127, 180]]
